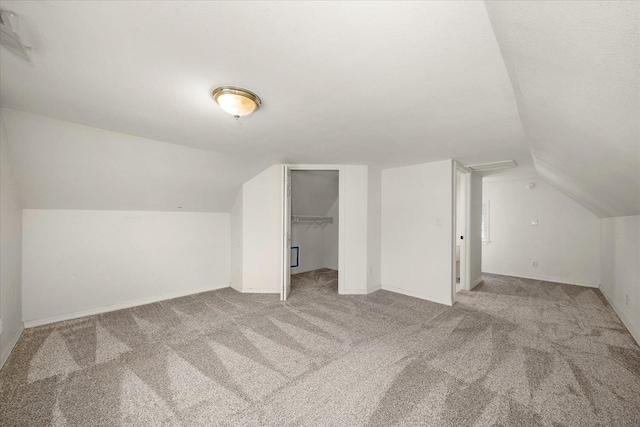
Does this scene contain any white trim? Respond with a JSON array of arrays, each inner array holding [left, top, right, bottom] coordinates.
[[451, 161, 457, 303], [287, 164, 343, 170], [344, 289, 370, 295], [453, 161, 472, 301], [599, 286, 640, 346], [367, 284, 382, 294], [470, 276, 483, 290], [455, 163, 473, 174], [482, 270, 599, 288], [235, 287, 280, 294], [281, 164, 291, 301], [24, 283, 230, 328], [0, 323, 24, 370], [382, 284, 452, 306]]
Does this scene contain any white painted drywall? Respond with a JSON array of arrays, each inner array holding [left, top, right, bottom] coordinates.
[[482, 177, 600, 287], [291, 225, 326, 274], [323, 199, 339, 271], [241, 165, 283, 293], [230, 188, 243, 291], [468, 172, 483, 287], [381, 160, 454, 305], [0, 112, 23, 367], [486, 1, 639, 217], [291, 171, 339, 217], [367, 167, 382, 293], [342, 165, 369, 294], [240, 164, 371, 294], [600, 216, 640, 345], [22, 210, 230, 325], [1, 109, 267, 212]]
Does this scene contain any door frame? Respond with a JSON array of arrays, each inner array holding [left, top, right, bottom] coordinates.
[[281, 165, 344, 300], [281, 165, 292, 301], [452, 162, 472, 302]]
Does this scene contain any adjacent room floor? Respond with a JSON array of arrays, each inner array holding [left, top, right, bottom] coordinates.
[[1, 272, 639, 426]]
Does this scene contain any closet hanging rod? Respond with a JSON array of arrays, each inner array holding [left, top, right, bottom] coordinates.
[[292, 215, 334, 224]]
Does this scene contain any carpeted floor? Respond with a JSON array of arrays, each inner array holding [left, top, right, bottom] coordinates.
[[1, 270, 639, 426]]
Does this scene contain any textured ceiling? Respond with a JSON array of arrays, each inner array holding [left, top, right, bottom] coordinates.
[[485, 1, 640, 217]]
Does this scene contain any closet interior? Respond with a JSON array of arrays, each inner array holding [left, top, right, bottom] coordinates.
[[290, 170, 339, 293]]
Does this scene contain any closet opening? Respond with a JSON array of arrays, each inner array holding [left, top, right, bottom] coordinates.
[[281, 168, 339, 301]]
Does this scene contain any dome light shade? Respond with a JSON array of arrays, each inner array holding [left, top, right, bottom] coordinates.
[[212, 86, 261, 119]]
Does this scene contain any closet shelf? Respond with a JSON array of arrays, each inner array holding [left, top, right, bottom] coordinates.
[[292, 215, 334, 225]]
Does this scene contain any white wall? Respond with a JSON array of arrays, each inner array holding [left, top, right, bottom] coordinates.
[[239, 164, 374, 295], [600, 216, 640, 345], [22, 210, 230, 325], [367, 167, 382, 293], [241, 165, 283, 293], [323, 199, 339, 270], [2, 109, 268, 212], [0, 112, 23, 368], [468, 172, 483, 287], [482, 177, 601, 287], [230, 187, 243, 291], [341, 165, 370, 294], [291, 225, 326, 274], [381, 160, 454, 305]]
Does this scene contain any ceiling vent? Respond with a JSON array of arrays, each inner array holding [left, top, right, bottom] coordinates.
[[466, 160, 517, 172], [0, 9, 31, 62]]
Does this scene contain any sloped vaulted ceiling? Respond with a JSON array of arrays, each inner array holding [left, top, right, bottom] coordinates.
[[291, 171, 339, 217], [485, 1, 640, 218], [1, 1, 636, 215], [0, 1, 529, 211]]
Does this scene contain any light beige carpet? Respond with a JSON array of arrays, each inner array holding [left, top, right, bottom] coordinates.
[[1, 270, 639, 426]]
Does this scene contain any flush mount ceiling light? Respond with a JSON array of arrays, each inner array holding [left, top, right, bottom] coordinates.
[[212, 86, 261, 119]]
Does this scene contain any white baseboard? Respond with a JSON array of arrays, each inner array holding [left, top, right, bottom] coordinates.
[[236, 287, 279, 294], [24, 283, 230, 328], [367, 284, 382, 294], [1, 323, 24, 370], [381, 284, 451, 306], [482, 270, 599, 288], [470, 276, 483, 290], [599, 286, 640, 346], [341, 288, 369, 295]]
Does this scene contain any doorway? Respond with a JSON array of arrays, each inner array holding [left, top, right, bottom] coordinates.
[[453, 164, 471, 300], [281, 166, 342, 301]]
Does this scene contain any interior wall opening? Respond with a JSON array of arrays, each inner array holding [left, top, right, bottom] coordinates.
[[289, 170, 339, 298], [454, 167, 469, 297]]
